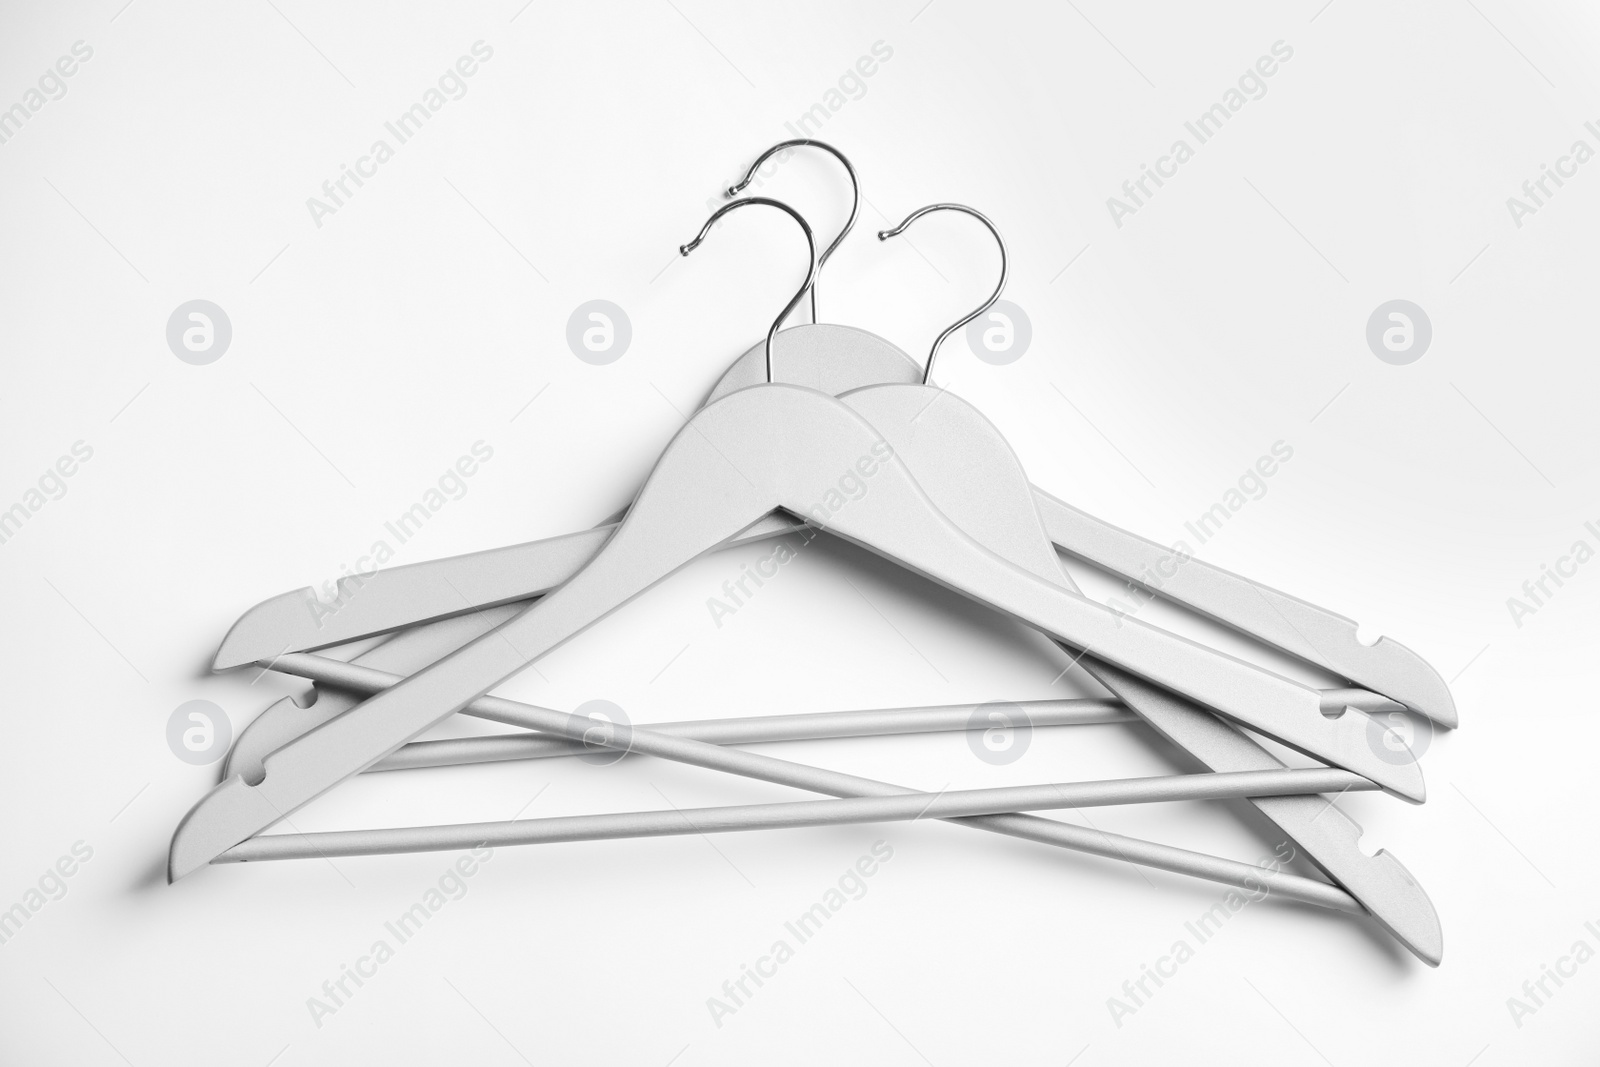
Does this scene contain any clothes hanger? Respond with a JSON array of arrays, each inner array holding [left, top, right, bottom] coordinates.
[[199, 267, 1434, 958], [209, 140, 1453, 730], [237, 201, 1441, 963], [172, 197, 1424, 888], [215, 140, 1447, 792], [213, 394, 1454, 730], [223, 137, 1389, 783], [208, 379, 1400, 930], [227, 365, 1378, 860], [189, 200, 1362, 910], [206, 174, 1440, 959], [190, 278, 1376, 908], [213, 461, 1454, 722], [181, 198, 1442, 966]]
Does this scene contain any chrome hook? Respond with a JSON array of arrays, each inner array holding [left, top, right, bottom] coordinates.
[[681, 197, 818, 384], [877, 204, 1008, 385], [726, 139, 858, 326]]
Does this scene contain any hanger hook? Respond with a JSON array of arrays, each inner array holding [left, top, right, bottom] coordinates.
[[725, 139, 858, 326], [680, 196, 817, 384], [877, 204, 1008, 385]]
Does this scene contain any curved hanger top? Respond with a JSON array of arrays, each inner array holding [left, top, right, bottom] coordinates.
[[726, 140, 858, 326], [878, 204, 1008, 384], [680, 196, 817, 383]]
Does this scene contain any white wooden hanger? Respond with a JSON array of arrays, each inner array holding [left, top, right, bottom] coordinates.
[[218, 353, 1441, 960], [217, 142, 1443, 795], [171, 197, 1424, 889], [201, 153, 1444, 959], [211, 144, 1454, 733]]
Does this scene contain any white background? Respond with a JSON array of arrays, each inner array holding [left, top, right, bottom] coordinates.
[[2, 0, 1597, 1063]]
